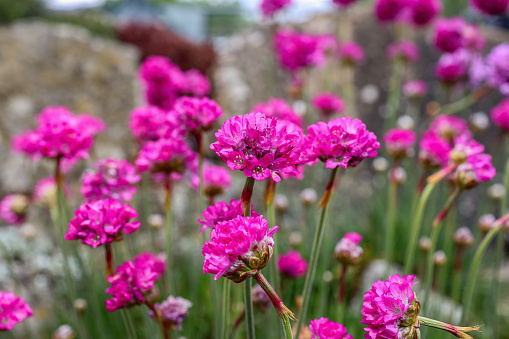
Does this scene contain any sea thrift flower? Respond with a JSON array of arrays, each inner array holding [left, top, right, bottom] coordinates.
[[81, 158, 141, 202], [252, 98, 303, 128], [453, 227, 474, 247], [277, 250, 308, 278], [309, 318, 354, 339], [260, 0, 292, 18], [375, 0, 404, 22], [202, 215, 279, 282], [386, 40, 419, 63], [477, 213, 496, 233], [0, 194, 29, 225], [0, 291, 33, 330], [484, 43, 509, 95], [333, 0, 360, 7], [304, 116, 380, 169], [129, 106, 168, 143], [410, 0, 442, 27], [402, 80, 428, 99], [211, 112, 302, 182], [435, 49, 471, 86], [429, 115, 470, 142], [418, 132, 452, 169], [375, 0, 441, 26], [338, 41, 365, 66], [171, 96, 223, 134], [252, 284, 271, 311], [452, 153, 496, 189], [198, 199, 258, 233], [383, 128, 416, 159], [334, 232, 363, 266], [274, 30, 321, 73], [202, 164, 231, 197], [65, 199, 140, 248], [312, 93, 345, 117], [490, 98, 509, 131], [133, 252, 166, 280], [33, 177, 60, 209], [150, 296, 192, 331], [470, 0, 509, 15], [433, 18, 466, 53], [462, 24, 486, 51], [182, 70, 211, 97]]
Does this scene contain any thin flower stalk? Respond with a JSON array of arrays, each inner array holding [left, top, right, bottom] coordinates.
[[418, 316, 482, 339], [221, 278, 231, 339], [384, 166, 399, 277], [105, 243, 114, 278], [120, 308, 138, 339], [145, 300, 171, 339], [451, 246, 464, 303], [265, 179, 280, 293], [337, 263, 348, 323], [242, 177, 256, 339], [428, 86, 491, 116], [384, 59, 404, 132], [438, 209, 457, 294], [164, 175, 173, 294]]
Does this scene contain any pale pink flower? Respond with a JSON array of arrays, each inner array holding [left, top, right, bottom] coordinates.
[[150, 296, 192, 331], [386, 40, 419, 63]]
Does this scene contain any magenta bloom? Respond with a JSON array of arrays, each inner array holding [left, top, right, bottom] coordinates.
[[433, 18, 466, 53], [453, 153, 496, 189], [490, 98, 509, 131], [203, 164, 231, 197], [375, 0, 404, 22], [252, 98, 303, 128], [202, 215, 279, 282], [211, 112, 302, 182], [274, 30, 321, 73], [304, 117, 380, 169], [375, 0, 441, 26], [199, 199, 258, 233], [333, 0, 360, 7], [386, 40, 419, 63], [435, 49, 471, 86], [312, 93, 345, 117], [429, 115, 470, 142], [81, 158, 141, 202], [171, 96, 223, 133], [0, 291, 33, 330], [470, 0, 509, 15], [484, 43, 509, 95], [410, 0, 442, 26], [182, 70, 211, 97], [133, 252, 166, 280], [129, 106, 168, 143], [361, 274, 421, 339], [334, 232, 363, 266], [338, 41, 365, 66], [462, 24, 486, 51], [418, 131, 452, 169], [65, 199, 140, 248], [309, 318, 354, 339], [260, 0, 292, 18], [0, 194, 29, 225], [402, 80, 427, 99], [383, 128, 416, 159], [150, 296, 192, 331], [277, 250, 308, 278]]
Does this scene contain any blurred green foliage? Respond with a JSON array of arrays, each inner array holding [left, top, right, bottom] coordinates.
[[0, 0, 45, 24], [43, 11, 116, 40]]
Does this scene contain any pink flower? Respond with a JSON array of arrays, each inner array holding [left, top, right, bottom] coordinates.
[[375, 0, 441, 26], [470, 0, 509, 15], [383, 128, 416, 159], [312, 93, 345, 117], [274, 30, 322, 73], [402, 80, 428, 99], [150, 296, 192, 331], [0, 291, 33, 330], [304, 117, 380, 169], [429, 115, 470, 142], [338, 41, 365, 66], [198, 198, 258, 233], [252, 285, 271, 311], [182, 70, 211, 97], [461, 24, 486, 52], [81, 158, 141, 202], [260, 0, 292, 18], [129, 106, 168, 143], [252, 98, 303, 128], [418, 131, 452, 170], [453, 153, 496, 189], [433, 18, 466, 53], [484, 43, 509, 95], [490, 98, 509, 131], [203, 164, 231, 197], [211, 112, 302, 182], [65, 199, 140, 248], [133, 252, 166, 280], [361, 274, 420, 339], [435, 49, 471, 86], [171, 97, 223, 133], [0, 194, 29, 225], [334, 232, 363, 266], [202, 215, 279, 282], [33, 177, 61, 209], [386, 40, 419, 63], [409, 0, 442, 27], [375, 0, 404, 22], [309, 318, 354, 339], [332, 0, 360, 7], [277, 250, 308, 278]]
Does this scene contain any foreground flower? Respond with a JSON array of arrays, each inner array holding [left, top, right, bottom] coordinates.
[[334, 232, 363, 266], [312, 93, 345, 118], [309, 318, 353, 339], [252, 98, 303, 128], [383, 128, 416, 160], [0, 194, 30, 225], [471, 0, 509, 15], [260, 0, 292, 18], [277, 250, 308, 278], [149, 296, 192, 331], [0, 291, 33, 330], [198, 199, 258, 233], [490, 98, 509, 131]]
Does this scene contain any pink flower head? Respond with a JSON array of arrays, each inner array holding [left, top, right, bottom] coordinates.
[[0, 291, 33, 330], [198, 198, 258, 233], [334, 232, 363, 266], [182, 69, 211, 97], [171, 97, 223, 133], [484, 43, 509, 95], [450, 134, 485, 160], [309, 318, 354, 339], [375, 0, 404, 22], [252, 98, 303, 128], [453, 153, 496, 189], [435, 49, 471, 86], [386, 40, 419, 63], [81, 158, 141, 202], [133, 252, 166, 280], [277, 250, 308, 278], [304, 117, 380, 169], [260, 0, 292, 18], [202, 215, 279, 282], [203, 164, 231, 197], [0, 194, 29, 225], [274, 30, 321, 73], [418, 131, 452, 169], [433, 17, 466, 53], [462, 24, 486, 52], [383, 128, 416, 159], [312, 93, 345, 118], [332, 0, 360, 8], [375, 0, 441, 26], [65, 199, 140, 248], [12, 106, 104, 170], [105, 256, 161, 312], [129, 106, 168, 143], [470, 0, 509, 15], [429, 115, 470, 142], [211, 112, 302, 182], [490, 98, 509, 131], [338, 41, 365, 66], [33, 177, 65, 209], [252, 284, 271, 311], [361, 274, 421, 339], [150, 296, 192, 331], [409, 0, 442, 26], [402, 80, 428, 99]]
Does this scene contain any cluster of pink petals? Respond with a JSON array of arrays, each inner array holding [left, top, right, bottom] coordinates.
[[0, 194, 29, 225], [12, 106, 105, 170], [332, 0, 360, 7], [338, 41, 365, 66], [483, 43, 509, 95], [312, 93, 345, 117], [386, 40, 419, 63], [490, 98, 509, 131], [454, 153, 496, 188], [303, 117, 380, 169], [129, 106, 168, 144], [202, 215, 279, 282], [277, 250, 308, 278], [133, 252, 166, 281], [171, 96, 223, 133], [274, 30, 322, 73], [433, 18, 485, 53], [105, 253, 163, 312], [65, 199, 140, 248], [260, 0, 292, 18], [402, 80, 428, 99], [383, 128, 416, 159], [252, 98, 303, 128], [309, 318, 354, 339], [361, 274, 419, 339], [470, 0, 509, 15], [211, 112, 302, 182], [182, 70, 211, 97], [435, 49, 472, 86], [334, 232, 363, 266], [198, 199, 258, 233], [150, 296, 192, 331], [0, 291, 33, 330], [202, 164, 231, 197], [81, 158, 141, 202], [375, 0, 442, 26], [429, 115, 470, 142], [418, 131, 452, 169]]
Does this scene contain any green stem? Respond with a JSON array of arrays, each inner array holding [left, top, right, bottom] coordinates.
[[120, 308, 138, 339], [384, 172, 399, 277], [384, 59, 404, 133], [451, 247, 462, 303], [404, 183, 436, 274], [295, 167, 339, 339], [431, 86, 491, 116], [164, 175, 173, 294], [146, 300, 170, 339], [266, 180, 280, 293], [197, 132, 205, 213], [244, 280, 256, 339], [221, 279, 231, 339], [438, 207, 457, 295], [337, 264, 348, 324], [418, 316, 482, 338]]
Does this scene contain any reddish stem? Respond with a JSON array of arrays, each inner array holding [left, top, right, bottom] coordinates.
[[454, 247, 463, 272], [105, 243, 113, 278], [338, 264, 348, 304], [55, 156, 63, 190], [146, 300, 171, 339], [241, 177, 255, 217], [164, 175, 172, 213]]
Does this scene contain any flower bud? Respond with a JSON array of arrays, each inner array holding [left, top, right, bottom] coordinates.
[[487, 183, 505, 200], [300, 188, 317, 206], [148, 214, 164, 229], [334, 232, 363, 266], [453, 227, 474, 248], [73, 299, 87, 313], [419, 236, 431, 252], [477, 214, 496, 233], [433, 251, 447, 267], [53, 325, 75, 339], [274, 194, 289, 213], [373, 157, 389, 173]]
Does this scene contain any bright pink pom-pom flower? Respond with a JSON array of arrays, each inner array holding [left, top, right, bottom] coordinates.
[[81, 158, 141, 202], [484, 43, 509, 95], [386, 40, 419, 63], [203, 164, 231, 197], [129, 106, 168, 143], [383, 128, 416, 159], [277, 250, 308, 278], [490, 98, 509, 131], [429, 115, 470, 142], [435, 49, 471, 86], [432, 18, 484, 53], [304, 117, 380, 169], [252, 98, 303, 128], [361, 274, 421, 339], [470, 0, 509, 15], [260, 0, 292, 18], [182, 69, 211, 97], [211, 112, 302, 182], [65, 199, 140, 248], [309, 318, 354, 339], [171, 97, 223, 134], [402, 80, 428, 99], [202, 215, 279, 282], [0, 291, 33, 330], [338, 41, 365, 66], [453, 153, 496, 189], [334, 232, 363, 266], [198, 199, 258, 233], [375, 0, 441, 26], [312, 93, 345, 118], [410, 0, 442, 26], [150, 296, 192, 331], [274, 30, 321, 73], [0, 194, 29, 225], [133, 252, 166, 280], [418, 131, 452, 170]]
